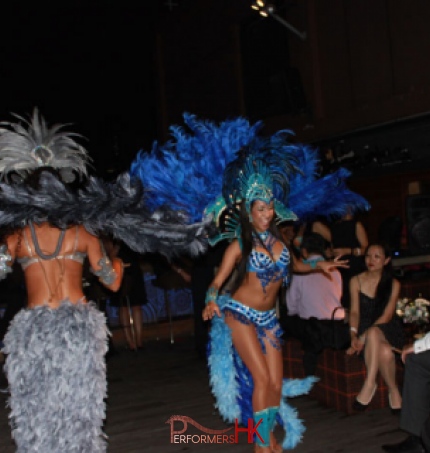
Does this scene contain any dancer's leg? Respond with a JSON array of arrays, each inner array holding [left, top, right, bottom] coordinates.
[[225, 315, 270, 410], [225, 315, 271, 452], [261, 329, 283, 453]]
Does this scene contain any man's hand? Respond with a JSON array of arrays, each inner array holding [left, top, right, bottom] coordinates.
[[401, 343, 415, 364]]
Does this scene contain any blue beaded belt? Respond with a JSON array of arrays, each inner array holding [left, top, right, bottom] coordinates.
[[217, 294, 282, 351]]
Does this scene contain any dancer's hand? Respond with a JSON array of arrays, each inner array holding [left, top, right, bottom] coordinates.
[[202, 301, 221, 321], [317, 256, 349, 275]]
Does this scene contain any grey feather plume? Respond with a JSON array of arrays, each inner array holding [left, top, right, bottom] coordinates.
[[0, 171, 209, 258], [0, 108, 90, 179]]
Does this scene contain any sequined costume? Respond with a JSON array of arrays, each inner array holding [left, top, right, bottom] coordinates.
[[207, 238, 316, 450], [246, 232, 291, 292]]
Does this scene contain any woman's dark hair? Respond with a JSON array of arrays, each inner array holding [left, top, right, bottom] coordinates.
[[0, 226, 18, 243], [17, 167, 85, 229], [301, 232, 328, 259], [228, 200, 283, 294], [366, 242, 394, 316]]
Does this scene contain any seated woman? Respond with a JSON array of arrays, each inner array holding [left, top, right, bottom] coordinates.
[[348, 243, 404, 412]]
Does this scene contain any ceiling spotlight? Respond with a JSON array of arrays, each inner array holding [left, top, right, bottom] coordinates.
[[250, 0, 307, 41], [266, 3, 275, 14]]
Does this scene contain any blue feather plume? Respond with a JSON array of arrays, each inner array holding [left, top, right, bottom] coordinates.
[[207, 313, 241, 421], [287, 149, 370, 220], [130, 113, 261, 222], [130, 113, 369, 233]]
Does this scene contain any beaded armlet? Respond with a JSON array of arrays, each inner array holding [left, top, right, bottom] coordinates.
[[91, 254, 117, 285], [303, 257, 325, 270]]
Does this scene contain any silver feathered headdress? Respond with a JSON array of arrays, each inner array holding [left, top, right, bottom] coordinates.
[[0, 108, 90, 182]]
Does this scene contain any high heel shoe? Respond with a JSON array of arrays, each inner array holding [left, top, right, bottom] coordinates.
[[352, 384, 377, 411], [388, 392, 402, 415]]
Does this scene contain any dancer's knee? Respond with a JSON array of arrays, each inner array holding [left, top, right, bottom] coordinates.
[[270, 378, 283, 397], [253, 370, 271, 390]]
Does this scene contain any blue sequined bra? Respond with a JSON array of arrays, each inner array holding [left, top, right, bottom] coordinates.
[[245, 232, 291, 292]]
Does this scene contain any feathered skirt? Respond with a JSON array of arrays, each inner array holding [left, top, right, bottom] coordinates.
[[208, 295, 317, 450], [2, 300, 108, 453]]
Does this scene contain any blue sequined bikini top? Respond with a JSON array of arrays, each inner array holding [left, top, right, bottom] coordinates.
[[244, 231, 291, 292]]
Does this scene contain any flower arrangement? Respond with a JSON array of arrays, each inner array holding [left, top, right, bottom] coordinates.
[[396, 296, 430, 325]]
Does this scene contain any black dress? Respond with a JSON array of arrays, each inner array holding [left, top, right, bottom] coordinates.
[[109, 244, 147, 307], [358, 291, 404, 350]]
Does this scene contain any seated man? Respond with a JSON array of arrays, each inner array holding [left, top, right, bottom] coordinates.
[[382, 332, 430, 453], [282, 232, 348, 375]]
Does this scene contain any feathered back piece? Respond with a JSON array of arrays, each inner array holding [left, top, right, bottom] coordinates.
[[286, 145, 370, 220], [0, 108, 89, 181], [0, 109, 210, 258], [130, 113, 261, 223], [130, 113, 370, 245]]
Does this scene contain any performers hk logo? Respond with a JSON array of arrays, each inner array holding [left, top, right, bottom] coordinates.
[[166, 415, 265, 444]]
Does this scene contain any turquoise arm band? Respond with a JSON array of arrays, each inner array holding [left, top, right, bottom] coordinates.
[[303, 257, 325, 270], [205, 287, 219, 305]]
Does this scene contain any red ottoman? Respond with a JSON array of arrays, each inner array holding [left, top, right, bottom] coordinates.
[[283, 338, 404, 414]]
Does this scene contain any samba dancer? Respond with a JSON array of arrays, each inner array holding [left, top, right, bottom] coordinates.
[[202, 158, 347, 452], [130, 113, 370, 451], [0, 110, 209, 453]]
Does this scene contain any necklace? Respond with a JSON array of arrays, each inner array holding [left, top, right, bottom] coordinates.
[[253, 230, 275, 256], [29, 222, 66, 260], [253, 230, 269, 242]]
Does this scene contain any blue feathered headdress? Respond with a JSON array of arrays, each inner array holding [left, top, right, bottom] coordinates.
[[130, 113, 370, 244], [130, 113, 261, 223]]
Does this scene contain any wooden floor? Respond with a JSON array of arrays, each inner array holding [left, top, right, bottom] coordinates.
[[0, 324, 408, 453]]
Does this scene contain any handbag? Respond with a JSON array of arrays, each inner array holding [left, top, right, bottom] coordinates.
[[329, 306, 350, 350], [309, 307, 350, 351]]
